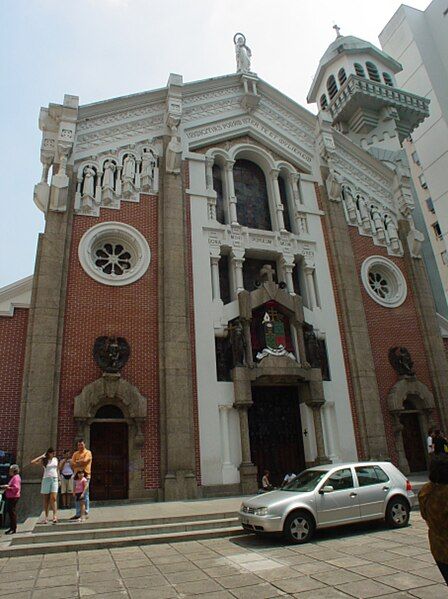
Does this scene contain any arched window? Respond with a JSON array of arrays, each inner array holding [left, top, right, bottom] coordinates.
[[212, 164, 225, 224], [95, 405, 124, 419], [320, 94, 328, 110], [338, 68, 347, 86], [383, 72, 393, 86], [278, 175, 292, 232], [326, 75, 338, 100], [366, 61, 381, 82], [354, 63, 365, 77], [234, 159, 271, 230]]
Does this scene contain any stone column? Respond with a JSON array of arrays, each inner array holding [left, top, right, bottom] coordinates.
[[311, 402, 329, 464], [160, 139, 198, 501], [269, 168, 286, 232], [391, 413, 410, 475], [280, 255, 295, 295], [304, 265, 317, 309], [205, 156, 217, 221], [210, 255, 221, 301], [224, 160, 238, 225], [232, 368, 258, 494], [322, 401, 338, 461], [231, 250, 245, 298]]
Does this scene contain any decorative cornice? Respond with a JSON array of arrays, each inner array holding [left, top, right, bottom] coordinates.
[[0, 275, 33, 317]]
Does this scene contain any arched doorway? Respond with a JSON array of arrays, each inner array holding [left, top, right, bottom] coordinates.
[[399, 397, 427, 473], [90, 405, 129, 500]]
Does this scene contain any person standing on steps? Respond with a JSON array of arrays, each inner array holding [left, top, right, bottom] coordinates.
[[70, 439, 92, 521], [1, 464, 21, 534], [59, 450, 74, 510], [72, 470, 88, 523], [31, 448, 59, 524]]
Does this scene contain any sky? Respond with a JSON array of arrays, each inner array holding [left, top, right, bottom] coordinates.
[[0, 0, 430, 288]]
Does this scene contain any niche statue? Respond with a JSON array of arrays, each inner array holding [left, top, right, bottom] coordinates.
[[229, 320, 246, 367]]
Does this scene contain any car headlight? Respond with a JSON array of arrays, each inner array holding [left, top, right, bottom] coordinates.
[[254, 507, 268, 516]]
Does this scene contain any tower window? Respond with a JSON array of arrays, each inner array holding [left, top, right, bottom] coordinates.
[[419, 174, 428, 189], [366, 61, 381, 83], [383, 72, 393, 86], [338, 68, 347, 86], [432, 222, 442, 240], [426, 198, 435, 214], [320, 94, 328, 110], [354, 63, 365, 77], [327, 75, 338, 100]]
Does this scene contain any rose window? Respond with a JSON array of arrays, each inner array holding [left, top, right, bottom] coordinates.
[[94, 243, 132, 276], [368, 271, 390, 300]]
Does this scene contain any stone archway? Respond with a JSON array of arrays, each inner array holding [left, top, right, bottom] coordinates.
[[74, 372, 149, 499], [387, 378, 436, 474]]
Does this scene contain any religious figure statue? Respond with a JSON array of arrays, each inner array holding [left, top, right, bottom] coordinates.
[[229, 320, 245, 367], [141, 151, 156, 183], [166, 127, 182, 174], [342, 188, 357, 222], [388, 346, 415, 376], [82, 165, 96, 197], [122, 154, 136, 181], [102, 160, 116, 189], [304, 325, 321, 369], [93, 336, 131, 373], [357, 196, 370, 225], [234, 33, 252, 74], [384, 214, 399, 243], [371, 206, 386, 240]]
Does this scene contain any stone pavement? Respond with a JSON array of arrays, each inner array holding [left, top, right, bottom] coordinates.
[[0, 512, 445, 599]]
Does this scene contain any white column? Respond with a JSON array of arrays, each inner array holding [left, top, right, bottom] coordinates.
[[288, 172, 302, 206], [205, 156, 214, 191], [280, 255, 295, 295], [269, 168, 286, 232], [322, 402, 339, 461], [210, 255, 221, 301], [219, 405, 239, 484], [224, 160, 238, 225], [305, 266, 317, 309], [231, 250, 245, 298]]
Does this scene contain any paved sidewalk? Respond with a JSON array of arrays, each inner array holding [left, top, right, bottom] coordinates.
[[0, 512, 445, 598]]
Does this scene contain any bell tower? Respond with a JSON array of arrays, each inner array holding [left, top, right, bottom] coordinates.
[[307, 29, 430, 153]]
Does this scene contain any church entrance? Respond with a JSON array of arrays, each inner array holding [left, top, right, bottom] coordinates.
[[90, 406, 129, 500], [248, 386, 305, 487], [400, 398, 426, 473]]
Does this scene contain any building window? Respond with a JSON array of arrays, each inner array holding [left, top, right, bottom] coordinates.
[[411, 151, 421, 166], [326, 75, 338, 100], [94, 242, 132, 276], [215, 337, 232, 381], [419, 174, 428, 189], [278, 175, 292, 232], [338, 68, 347, 85], [383, 72, 393, 86], [354, 63, 365, 77], [441, 251, 448, 265], [361, 256, 407, 308], [432, 222, 443, 240], [218, 254, 231, 304], [320, 94, 328, 110], [234, 159, 272, 231], [426, 197, 435, 214], [366, 61, 381, 83], [212, 164, 225, 224]]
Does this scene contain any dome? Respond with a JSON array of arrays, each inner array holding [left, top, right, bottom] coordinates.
[[307, 34, 402, 103]]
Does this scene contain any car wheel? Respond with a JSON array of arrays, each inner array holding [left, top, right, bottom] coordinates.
[[284, 511, 315, 544], [386, 497, 410, 528]]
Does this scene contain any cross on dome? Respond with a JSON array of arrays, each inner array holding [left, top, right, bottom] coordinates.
[[333, 23, 342, 38]]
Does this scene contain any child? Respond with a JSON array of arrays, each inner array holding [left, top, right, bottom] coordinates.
[[73, 470, 88, 522], [1, 464, 21, 534]]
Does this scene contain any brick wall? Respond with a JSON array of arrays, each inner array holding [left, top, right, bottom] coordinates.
[[0, 308, 28, 456], [57, 195, 159, 489], [349, 229, 435, 462]]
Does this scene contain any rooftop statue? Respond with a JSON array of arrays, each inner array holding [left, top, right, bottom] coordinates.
[[234, 33, 252, 74]]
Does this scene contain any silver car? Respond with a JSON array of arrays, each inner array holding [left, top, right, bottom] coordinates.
[[239, 462, 415, 544]]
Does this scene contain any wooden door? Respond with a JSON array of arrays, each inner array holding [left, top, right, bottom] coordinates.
[[90, 422, 128, 500], [400, 412, 426, 473], [248, 386, 305, 487]]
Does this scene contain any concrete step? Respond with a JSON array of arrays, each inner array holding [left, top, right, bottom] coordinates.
[[0, 524, 246, 557], [13, 516, 240, 545]]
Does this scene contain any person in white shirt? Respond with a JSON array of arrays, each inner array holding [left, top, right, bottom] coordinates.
[[59, 449, 74, 510], [282, 472, 297, 487], [31, 448, 59, 524], [428, 429, 435, 459]]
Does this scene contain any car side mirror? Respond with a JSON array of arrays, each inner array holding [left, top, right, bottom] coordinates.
[[319, 485, 334, 494]]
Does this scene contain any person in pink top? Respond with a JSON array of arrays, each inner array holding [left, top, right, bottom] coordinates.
[[72, 470, 88, 523], [0, 464, 21, 534]]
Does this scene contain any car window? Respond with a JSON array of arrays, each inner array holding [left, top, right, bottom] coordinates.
[[355, 465, 389, 486], [326, 468, 353, 491], [281, 469, 327, 492], [374, 466, 390, 483]]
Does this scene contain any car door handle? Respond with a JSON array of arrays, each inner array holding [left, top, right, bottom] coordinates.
[[350, 492, 357, 498], [383, 486, 389, 491]]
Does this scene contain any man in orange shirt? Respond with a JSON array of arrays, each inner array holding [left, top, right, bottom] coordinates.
[[70, 439, 92, 520]]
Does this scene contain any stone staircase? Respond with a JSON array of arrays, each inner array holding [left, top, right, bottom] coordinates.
[[0, 499, 246, 557]]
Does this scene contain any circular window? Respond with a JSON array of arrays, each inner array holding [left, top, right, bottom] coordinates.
[[78, 222, 150, 286], [361, 256, 407, 308]]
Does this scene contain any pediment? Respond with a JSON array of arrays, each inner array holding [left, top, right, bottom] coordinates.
[[0, 275, 33, 317]]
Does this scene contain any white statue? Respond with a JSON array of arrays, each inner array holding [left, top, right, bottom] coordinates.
[[166, 127, 182, 174], [122, 154, 136, 180], [234, 33, 252, 74], [82, 166, 96, 197], [141, 151, 156, 181], [102, 161, 115, 189], [343, 189, 357, 221], [384, 214, 399, 243], [371, 206, 385, 239]]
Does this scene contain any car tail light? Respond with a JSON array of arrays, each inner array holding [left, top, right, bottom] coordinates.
[[406, 480, 413, 492]]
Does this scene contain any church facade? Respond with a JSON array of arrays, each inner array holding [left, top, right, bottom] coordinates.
[[1, 33, 448, 511]]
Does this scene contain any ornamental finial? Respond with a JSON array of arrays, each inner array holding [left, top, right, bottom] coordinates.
[[333, 23, 342, 38]]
